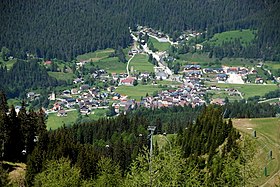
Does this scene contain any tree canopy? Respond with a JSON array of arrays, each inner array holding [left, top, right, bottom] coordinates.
[[1, 0, 280, 60]]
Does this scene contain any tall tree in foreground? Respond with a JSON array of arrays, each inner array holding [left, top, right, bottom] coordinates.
[[34, 158, 81, 187]]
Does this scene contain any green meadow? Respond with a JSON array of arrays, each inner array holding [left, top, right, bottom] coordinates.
[[48, 72, 75, 81], [211, 83, 278, 99], [149, 37, 171, 51], [208, 29, 256, 46], [233, 118, 280, 186], [76, 48, 114, 62], [116, 84, 164, 101], [46, 110, 78, 130], [129, 54, 154, 73]]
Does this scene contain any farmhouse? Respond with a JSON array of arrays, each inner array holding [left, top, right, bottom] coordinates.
[[120, 77, 136, 86]]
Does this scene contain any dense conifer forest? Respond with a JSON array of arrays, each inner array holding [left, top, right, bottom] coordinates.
[[0, 0, 280, 185], [0, 60, 65, 98], [0, 0, 280, 60]]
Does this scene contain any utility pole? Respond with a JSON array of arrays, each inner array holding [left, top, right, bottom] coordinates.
[[148, 126, 156, 187]]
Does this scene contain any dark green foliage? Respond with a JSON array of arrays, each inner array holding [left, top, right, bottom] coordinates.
[[5, 105, 23, 162], [116, 47, 127, 63], [1, 89, 274, 185], [1, 0, 280, 60], [0, 59, 65, 98], [0, 96, 47, 164], [223, 100, 278, 118], [178, 106, 241, 185], [0, 91, 8, 113], [0, 163, 9, 187]]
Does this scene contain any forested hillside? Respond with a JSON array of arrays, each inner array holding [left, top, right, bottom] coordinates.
[[0, 0, 280, 60], [0, 59, 65, 98]]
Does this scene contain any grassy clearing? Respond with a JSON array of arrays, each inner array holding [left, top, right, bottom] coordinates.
[[46, 110, 78, 130], [76, 48, 114, 62], [87, 57, 127, 74], [48, 72, 75, 81], [2, 161, 26, 187], [233, 118, 280, 186], [149, 37, 171, 51], [129, 54, 154, 73], [116, 85, 164, 101], [207, 29, 255, 46], [86, 108, 108, 121], [265, 62, 280, 70], [209, 83, 278, 99], [207, 90, 241, 101]]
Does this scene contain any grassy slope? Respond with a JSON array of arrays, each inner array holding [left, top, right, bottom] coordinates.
[[82, 48, 131, 74], [90, 57, 127, 73], [149, 37, 171, 51], [265, 62, 280, 70], [129, 54, 154, 73], [233, 118, 280, 186], [76, 48, 114, 62], [208, 29, 255, 46], [48, 72, 75, 81], [46, 110, 78, 130], [84, 108, 108, 121]]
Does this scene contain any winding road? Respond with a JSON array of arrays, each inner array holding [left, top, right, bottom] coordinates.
[[130, 32, 173, 79]]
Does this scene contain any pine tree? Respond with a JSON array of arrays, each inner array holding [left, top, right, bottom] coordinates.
[[6, 105, 24, 162]]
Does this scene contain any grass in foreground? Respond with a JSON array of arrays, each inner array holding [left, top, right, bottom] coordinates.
[[46, 110, 78, 130], [233, 118, 280, 186], [129, 54, 154, 73]]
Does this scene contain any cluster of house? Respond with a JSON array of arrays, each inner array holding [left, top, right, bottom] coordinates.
[[137, 25, 203, 45], [73, 69, 107, 84], [140, 81, 206, 109], [201, 65, 266, 84], [140, 27, 167, 40], [183, 65, 203, 80], [49, 84, 111, 117]]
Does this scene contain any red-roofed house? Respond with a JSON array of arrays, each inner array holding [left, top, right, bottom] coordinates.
[[120, 77, 136, 86], [44, 60, 52, 65]]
